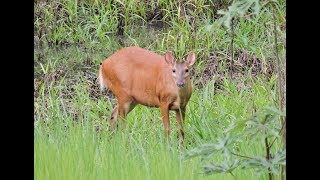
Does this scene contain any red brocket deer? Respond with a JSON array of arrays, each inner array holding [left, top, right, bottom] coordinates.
[[98, 46, 196, 144]]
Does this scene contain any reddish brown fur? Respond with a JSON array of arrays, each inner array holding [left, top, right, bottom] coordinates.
[[99, 46, 196, 144]]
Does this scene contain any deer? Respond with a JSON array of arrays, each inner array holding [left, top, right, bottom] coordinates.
[[98, 46, 196, 145]]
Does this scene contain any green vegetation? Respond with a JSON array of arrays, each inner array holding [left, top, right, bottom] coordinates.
[[35, 76, 283, 179], [34, 0, 286, 179]]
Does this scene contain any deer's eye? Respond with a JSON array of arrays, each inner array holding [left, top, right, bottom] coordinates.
[[172, 69, 176, 73], [185, 69, 189, 73]]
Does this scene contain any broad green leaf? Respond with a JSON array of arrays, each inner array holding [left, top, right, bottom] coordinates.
[[184, 143, 219, 159], [203, 158, 241, 175], [217, 0, 262, 28]]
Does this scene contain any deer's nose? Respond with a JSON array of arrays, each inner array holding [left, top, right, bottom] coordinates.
[[177, 82, 185, 88]]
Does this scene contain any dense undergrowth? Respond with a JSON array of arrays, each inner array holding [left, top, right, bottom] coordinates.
[[34, 0, 286, 179]]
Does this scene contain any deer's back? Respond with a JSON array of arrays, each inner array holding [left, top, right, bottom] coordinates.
[[102, 46, 173, 107]]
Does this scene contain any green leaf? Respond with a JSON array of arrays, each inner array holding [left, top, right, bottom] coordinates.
[[217, 0, 262, 28], [244, 106, 283, 142], [264, 106, 286, 117], [252, 0, 260, 16], [203, 158, 241, 175], [271, 150, 286, 166], [204, 163, 226, 174], [242, 150, 286, 175], [242, 156, 270, 170], [184, 143, 218, 159]]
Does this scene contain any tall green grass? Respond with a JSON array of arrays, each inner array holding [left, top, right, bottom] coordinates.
[[35, 75, 282, 179]]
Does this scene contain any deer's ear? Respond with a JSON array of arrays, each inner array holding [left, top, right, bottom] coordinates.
[[165, 52, 175, 65], [185, 52, 196, 67]]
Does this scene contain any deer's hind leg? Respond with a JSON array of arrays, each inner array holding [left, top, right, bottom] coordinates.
[[117, 98, 136, 129], [109, 87, 136, 129]]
